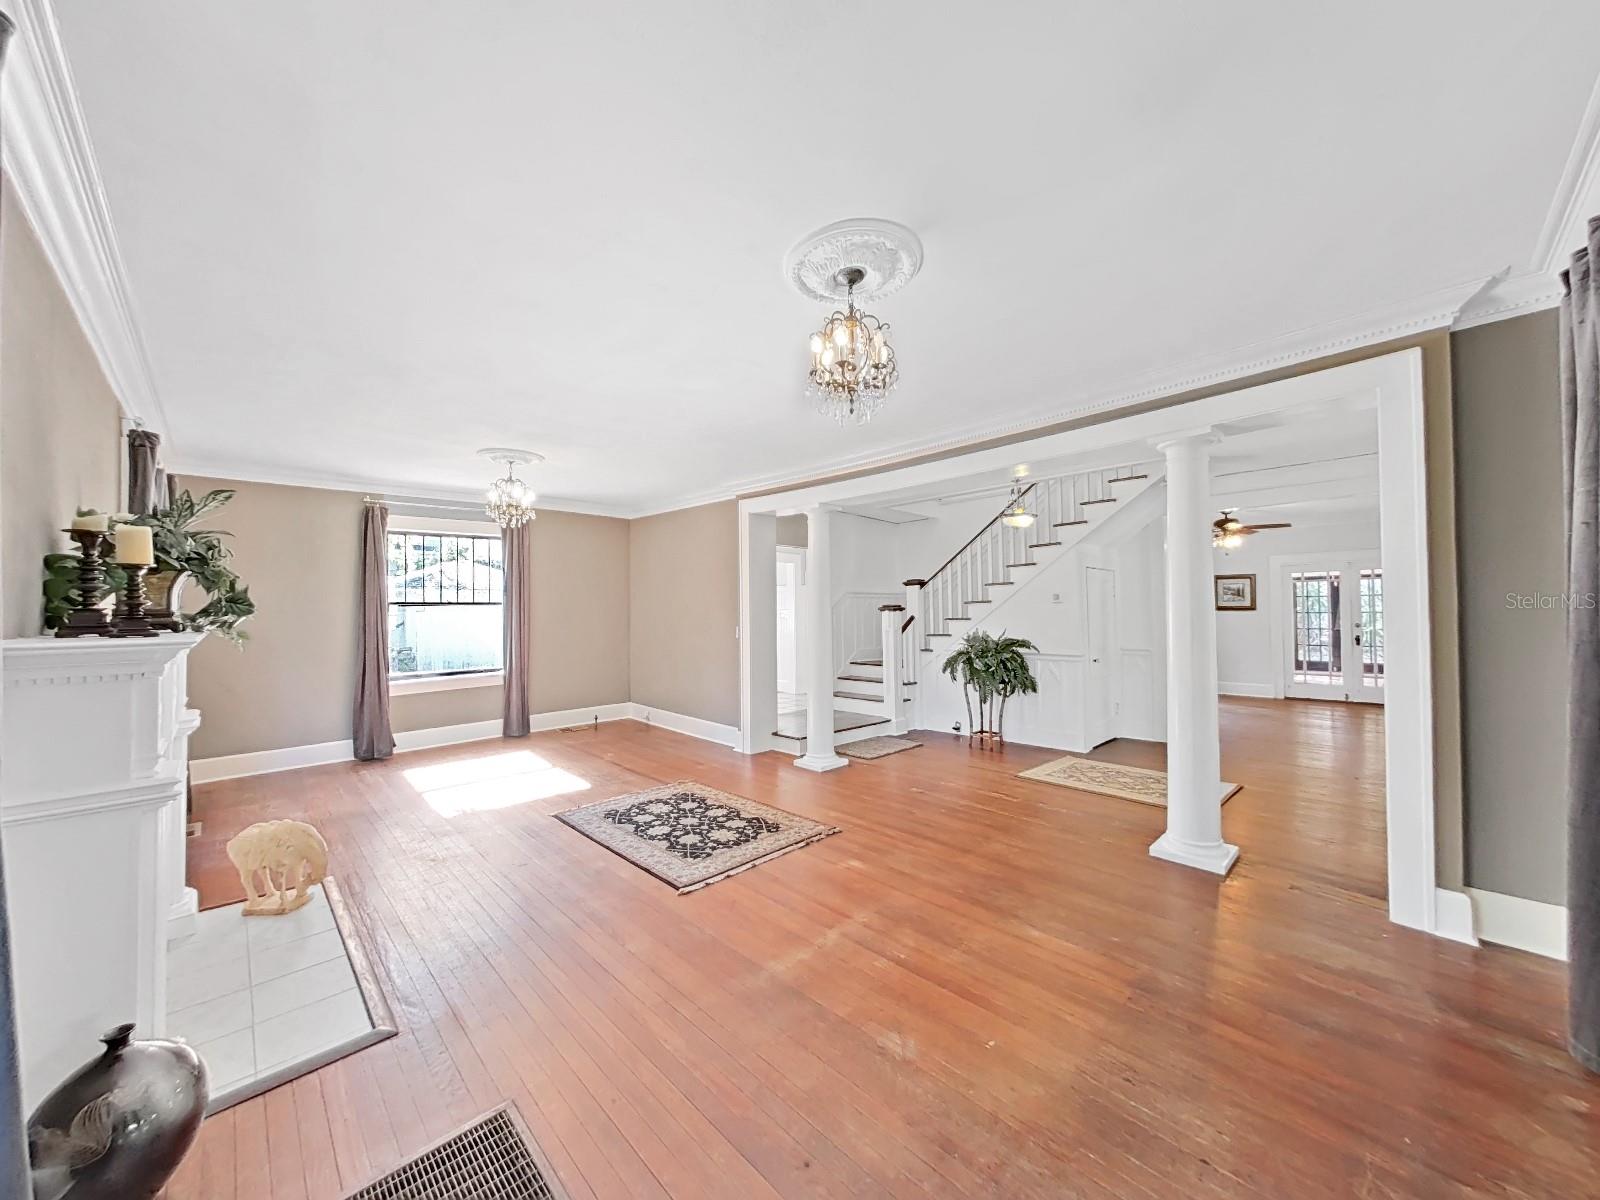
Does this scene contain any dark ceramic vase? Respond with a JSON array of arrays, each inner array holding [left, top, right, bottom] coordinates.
[[27, 1024, 208, 1200]]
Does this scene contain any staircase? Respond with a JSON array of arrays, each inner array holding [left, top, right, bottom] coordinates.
[[909, 464, 1163, 657], [822, 463, 1164, 729]]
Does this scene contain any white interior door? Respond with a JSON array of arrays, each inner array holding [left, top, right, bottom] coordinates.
[[1282, 554, 1384, 704], [775, 550, 805, 696], [1084, 566, 1117, 746]]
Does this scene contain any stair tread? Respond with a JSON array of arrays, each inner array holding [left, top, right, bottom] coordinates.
[[850, 658, 882, 666], [985, 581, 1016, 586], [1028, 541, 1062, 548], [1005, 562, 1038, 568], [1107, 474, 1149, 482], [1054, 520, 1088, 527], [837, 673, 882, 683], [966, 600, 993, 605], [1082, 498, 1117, 506], [834, 689, 882, 701]]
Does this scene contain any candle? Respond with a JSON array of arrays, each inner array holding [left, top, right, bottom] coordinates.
[[112, 524, 155, 566], [71, 512, 108, 532]]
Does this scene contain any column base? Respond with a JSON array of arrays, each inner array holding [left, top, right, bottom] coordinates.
[[793, 753, 849, 773], [167, 885, 200, 941], [1149, 833, 1239, 876]]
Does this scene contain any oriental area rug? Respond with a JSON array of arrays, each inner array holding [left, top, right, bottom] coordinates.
[[557, 780, 839, 894]]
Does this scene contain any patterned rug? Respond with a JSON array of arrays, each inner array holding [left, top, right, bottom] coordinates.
[[839, 736, 922, 760], [556, 780, 840, 894], [1016, 757, 1241, 807]]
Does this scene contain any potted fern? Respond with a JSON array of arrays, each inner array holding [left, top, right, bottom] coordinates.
[[43, 489, 256, 642], [941, 630, 1040, 745]]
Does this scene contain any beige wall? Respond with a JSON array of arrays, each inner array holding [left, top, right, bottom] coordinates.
[[629, 501, 739, 728], [183, 476, 630, 759], [776, 514, 807, 548], [1452, 311, 1567, 904], [0, 181, 124, 639]]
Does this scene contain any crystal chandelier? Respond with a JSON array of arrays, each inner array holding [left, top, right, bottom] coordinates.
[[478, 449, 542, 528], [806, 267, 898, 425]]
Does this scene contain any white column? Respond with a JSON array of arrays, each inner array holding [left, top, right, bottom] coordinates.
[[795, 505, 847, 772], [1150, 431, 1238, 875], [880, 605, 906, 733]]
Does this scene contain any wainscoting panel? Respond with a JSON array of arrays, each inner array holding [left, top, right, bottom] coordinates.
[[915, 652, 1089, 751]]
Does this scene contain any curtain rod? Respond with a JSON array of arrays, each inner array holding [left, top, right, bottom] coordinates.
[[362, 495, 481, 512]]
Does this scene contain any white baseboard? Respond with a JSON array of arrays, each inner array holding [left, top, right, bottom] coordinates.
[[1432, 887, 1480, 946], [626, 704, 740, 748], [1219, 681, 1275, 698], [1467, 887, 1567, 960], [191, 702, 636, 783]]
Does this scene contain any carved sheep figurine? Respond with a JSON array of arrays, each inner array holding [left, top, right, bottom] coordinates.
[[225, 819, 329, 915]]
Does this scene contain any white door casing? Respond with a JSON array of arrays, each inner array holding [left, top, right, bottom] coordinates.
[[775, 548, 806, 696], [738, 348, 1462, 942], [1084, 566, 1117, 747]]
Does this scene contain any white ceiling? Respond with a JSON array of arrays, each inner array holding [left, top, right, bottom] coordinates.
[[49, 2, 1600, 514]]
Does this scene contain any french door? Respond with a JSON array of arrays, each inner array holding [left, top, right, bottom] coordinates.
[[1282, 555, 1384, 704]]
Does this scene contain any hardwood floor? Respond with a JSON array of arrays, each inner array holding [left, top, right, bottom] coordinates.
[[167, 698, 1593, 1199]]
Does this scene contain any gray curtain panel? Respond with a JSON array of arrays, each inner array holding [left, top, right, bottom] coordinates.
[[502, 521, 533, 737], [0, 17, 33, 1200], [353, 502, 396, 760], [126, 427, 162, 515], [1561, 215, 1600, 1072]]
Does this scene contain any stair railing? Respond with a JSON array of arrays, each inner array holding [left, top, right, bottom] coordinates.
[[910, 464, 1148, 653]]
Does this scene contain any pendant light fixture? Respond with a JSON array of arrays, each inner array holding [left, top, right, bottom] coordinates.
[[784, 218, 924, 426], [478, 448, 543, 528], [1000, 467, 1036, 528]]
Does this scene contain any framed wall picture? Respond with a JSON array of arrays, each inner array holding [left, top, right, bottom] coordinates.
[[1214, 573, 1256, 611]]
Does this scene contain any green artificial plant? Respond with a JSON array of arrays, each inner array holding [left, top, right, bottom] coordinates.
[[42, 490, 256, 642], [940, 629, 1040, 742]]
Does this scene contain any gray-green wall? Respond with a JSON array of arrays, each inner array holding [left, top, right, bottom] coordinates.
[[1453, 310, 1567, 904]]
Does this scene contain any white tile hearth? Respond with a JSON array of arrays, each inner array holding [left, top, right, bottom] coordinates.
[[166, 883, 391, 1113]]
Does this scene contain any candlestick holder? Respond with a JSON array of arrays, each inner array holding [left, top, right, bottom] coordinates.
[[55, 529, 115, 638], [111, 564, 159, 638]]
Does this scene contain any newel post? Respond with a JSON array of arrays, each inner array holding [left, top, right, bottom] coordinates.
[[880, 604, 906, 734]]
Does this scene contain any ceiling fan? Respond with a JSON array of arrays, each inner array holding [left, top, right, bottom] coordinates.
[[1212, 509, 1291, 549]]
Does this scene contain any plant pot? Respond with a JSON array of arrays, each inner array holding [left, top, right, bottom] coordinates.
[[28, 1023, 208, 1200], [144, 569, 190, 632]]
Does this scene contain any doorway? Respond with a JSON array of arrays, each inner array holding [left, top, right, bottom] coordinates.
[[1084, 566, 1117, 746], [1279, 553, 1384, 704], [775, 547, 807, 703]]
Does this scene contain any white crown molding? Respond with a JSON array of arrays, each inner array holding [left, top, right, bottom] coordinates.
[[1451, 269, 1563, 331], [703, 276, 1489, 508], [0, 0, 166, 435], [1533, 69, 1600, 275], [175, 275, 1491, 520], [162, 455, 637, 519]]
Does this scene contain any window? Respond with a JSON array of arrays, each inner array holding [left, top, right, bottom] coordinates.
[[386, 530, 503, 678]]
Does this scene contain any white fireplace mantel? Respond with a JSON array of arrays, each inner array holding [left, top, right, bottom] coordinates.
[[1, 632, 204, 1108]]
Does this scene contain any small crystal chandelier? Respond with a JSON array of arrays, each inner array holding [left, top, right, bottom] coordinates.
[[806, 267, 898, 425], [1000, 468, 1035, 528], [478, 448, 543, 528]]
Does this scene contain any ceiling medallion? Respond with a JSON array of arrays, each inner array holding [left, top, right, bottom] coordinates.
[[478, 448, 543, 528], [786, 218, 923, 426]]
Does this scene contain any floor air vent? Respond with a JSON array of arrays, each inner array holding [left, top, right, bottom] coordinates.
[[346, 1106, 565, 1199]]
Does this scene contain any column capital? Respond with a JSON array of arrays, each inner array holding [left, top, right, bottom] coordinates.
[[1150, 427, 1221, 454]]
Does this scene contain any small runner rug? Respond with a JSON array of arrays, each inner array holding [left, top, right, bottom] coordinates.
[[557, 780, 840, 894], [1017, 757, 1241, 807], [839, 736, 922, 760]]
